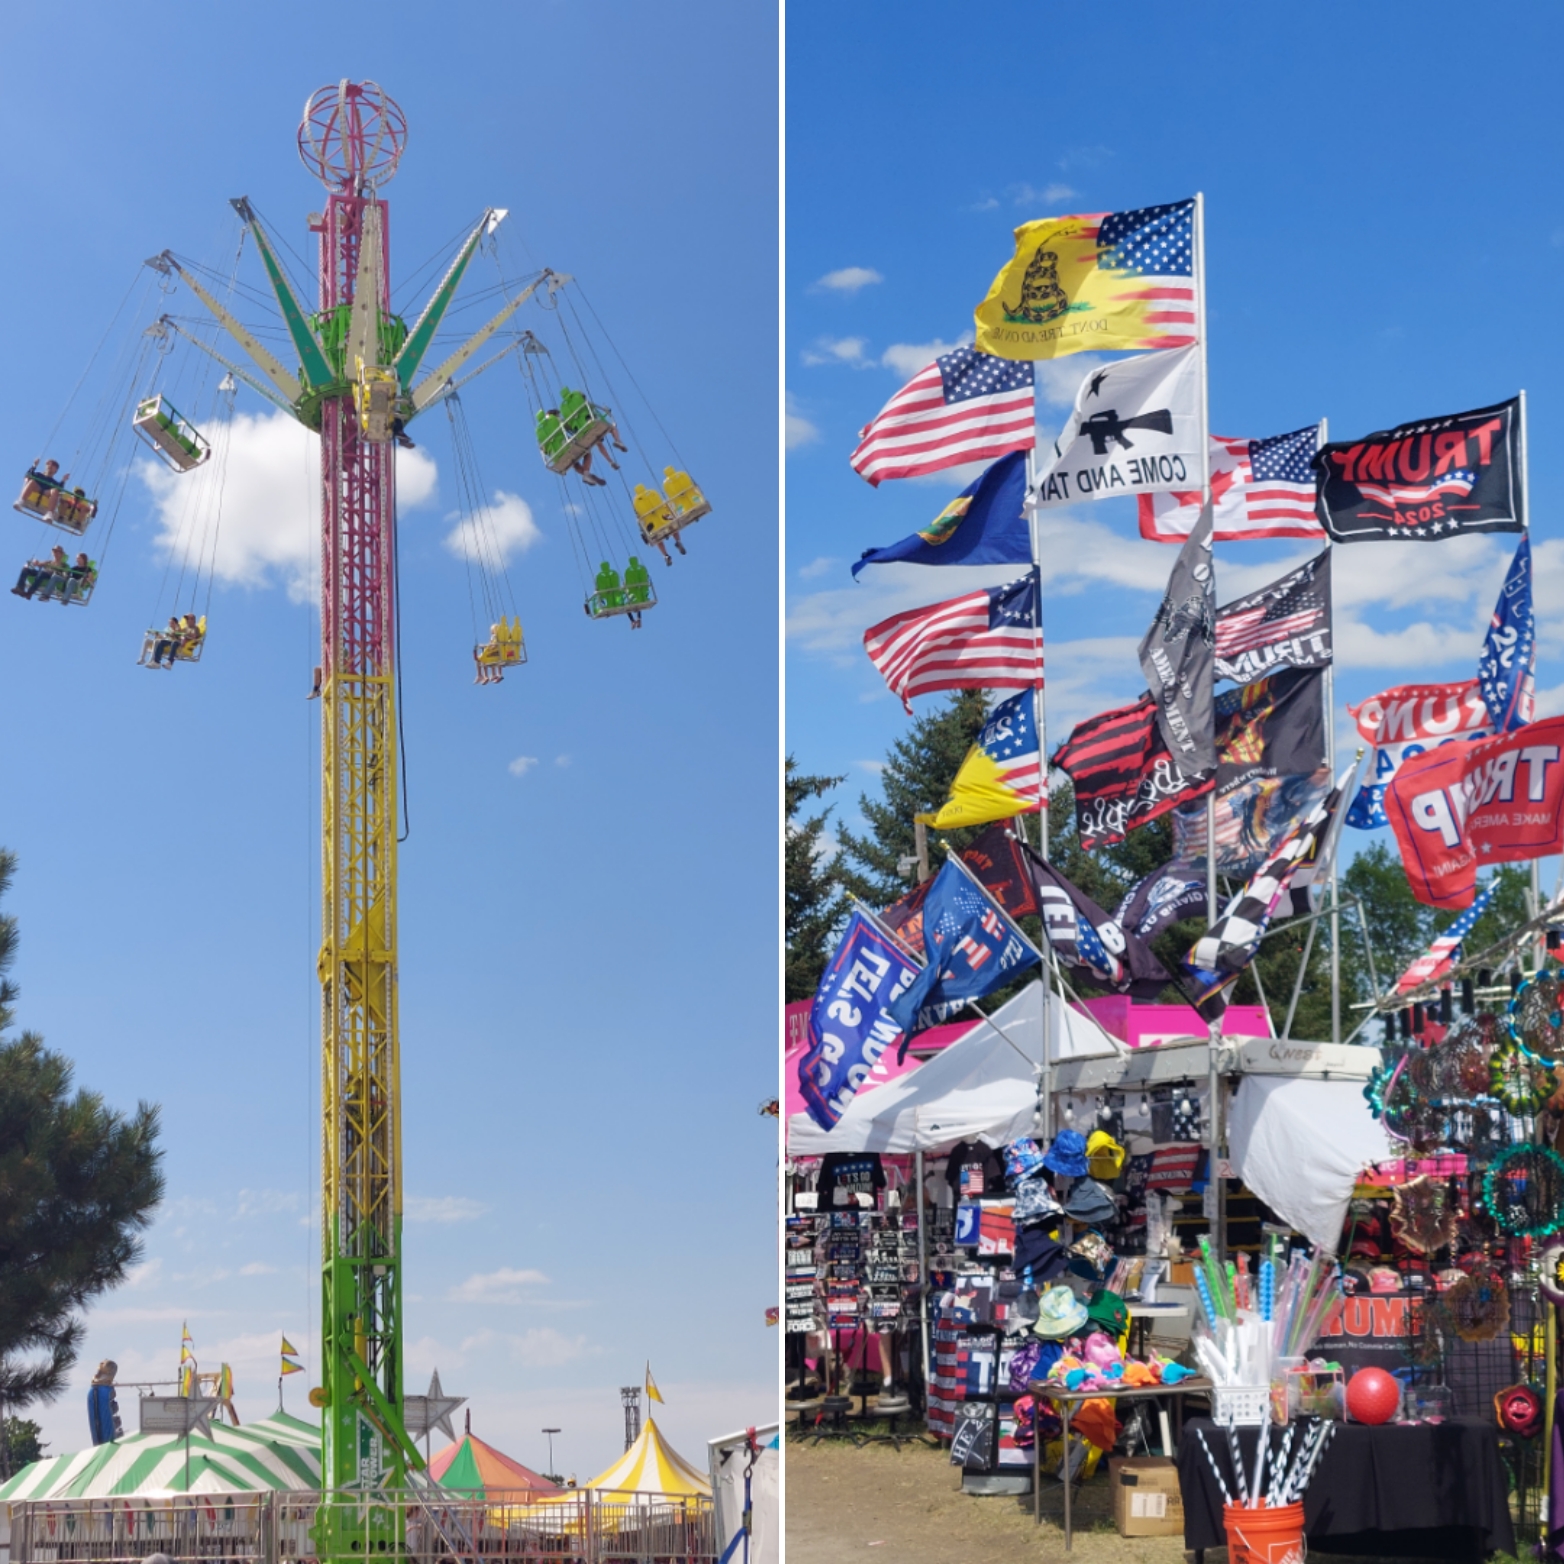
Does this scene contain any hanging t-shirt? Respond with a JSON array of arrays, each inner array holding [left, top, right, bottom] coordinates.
[[945, 1140, 1007, 1200], [818, 1153, 887, 1208]]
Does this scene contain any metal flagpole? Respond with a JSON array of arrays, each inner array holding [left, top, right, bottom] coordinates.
[[1316, 415, 1342, 1045], [1519, 390, 1544, 976], [915, 1150, 931, 1412], [1026, 442, 1052, 1145], [1193, 191, 1225, 1265]]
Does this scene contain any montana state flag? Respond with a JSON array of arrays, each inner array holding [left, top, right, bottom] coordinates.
[[917, 691, 1043, 829], [975, 200, 1198, 361]]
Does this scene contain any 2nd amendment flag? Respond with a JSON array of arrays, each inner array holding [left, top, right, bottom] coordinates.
[[1032, 347, 1203, 507], [1314, 397, 1525, 542]]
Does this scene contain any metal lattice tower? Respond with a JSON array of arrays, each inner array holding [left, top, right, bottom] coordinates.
[[149, 81, 543, 1555], [620, 1387, 642, 1451]]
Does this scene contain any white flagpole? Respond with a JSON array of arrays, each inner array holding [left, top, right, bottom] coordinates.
[[1026, 436, 1052, 1144], [1193, 191, 1225, 1265], [1520, 389, 1543, 974]]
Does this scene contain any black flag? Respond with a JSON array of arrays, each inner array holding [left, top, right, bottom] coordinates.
[[1138, 500, 1215, 774], [1314, 397, 1523, 543], [1214, 551, 1332, 684]]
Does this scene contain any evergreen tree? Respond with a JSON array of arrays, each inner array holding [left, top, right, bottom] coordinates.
[[835, 691, 991, 905], [2, 1417, 42, 1473], [785, 757, 846, 1001], [0, 850, 165, 1409]]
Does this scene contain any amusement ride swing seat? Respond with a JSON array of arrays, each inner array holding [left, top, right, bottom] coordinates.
[[538, 385, 617, 476], [137, 614, 207, 669], [131, 394, 211, 473], [14, 467, 97, 534], [473, 615, 526, 677], [356, 362, 400, 444], [13, 552, 98, 606], [585, 556, 657, 622]]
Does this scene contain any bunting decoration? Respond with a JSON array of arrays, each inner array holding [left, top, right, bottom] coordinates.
[[281, 1336, 305, 1376]]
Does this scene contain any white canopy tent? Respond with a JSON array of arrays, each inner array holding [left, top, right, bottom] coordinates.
[[786, 981, 1124, 1157]]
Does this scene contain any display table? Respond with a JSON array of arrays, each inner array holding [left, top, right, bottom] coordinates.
[[1176, 1417, 1516, 1558], [1029, 1377, 1209, 1551]]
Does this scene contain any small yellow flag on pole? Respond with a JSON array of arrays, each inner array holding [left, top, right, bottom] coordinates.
[[645, 1364, 664, 1405], [281, 1336, 299, 1358], [179, 1323, 194, 1365]]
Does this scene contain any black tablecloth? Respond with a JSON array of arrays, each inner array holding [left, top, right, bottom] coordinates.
[[1177, 1418, 1516, 1556]]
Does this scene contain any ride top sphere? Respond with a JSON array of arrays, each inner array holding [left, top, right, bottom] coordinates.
[[1345, 1366, 1400, 1425], [298, 79, 407, 192]]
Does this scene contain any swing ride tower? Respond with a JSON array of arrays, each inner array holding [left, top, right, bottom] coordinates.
[[300, 85, 409, 1525]]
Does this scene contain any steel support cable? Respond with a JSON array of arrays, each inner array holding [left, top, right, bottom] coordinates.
[[443, 398, 487, 644], [389, 213, 491, 316], [571, 283, 688, 470], [35, 266, 150, 462]]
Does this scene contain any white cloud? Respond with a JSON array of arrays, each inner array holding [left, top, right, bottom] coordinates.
[[139, 411, 437, 603], [508, 756, 539, 778], [1033, 355, 1108, 408], [785, 392, 820, 451], [813, 267, 883, 294], [855, 760, 885, 775], [554, 754, 571, 767], [457, 1326, 594, 1367], [801, 335, 870, 367], [970, 195, 1000, 212], [1011, 181, 1077, 207], [235, 1188, 302, 1217], [406, 1195, 489, 1224], [449, 1266, 551, 1304], [879, 334, 972, 379], [444, 488, 541, 564], [239, 1262, 276, 1276], [797, 556, 839, 580]]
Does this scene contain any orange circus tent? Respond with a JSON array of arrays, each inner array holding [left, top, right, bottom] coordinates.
[[429, 1427, 560, 1502]]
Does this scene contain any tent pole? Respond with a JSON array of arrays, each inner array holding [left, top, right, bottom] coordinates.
[[915, 1151, 931, 1421]]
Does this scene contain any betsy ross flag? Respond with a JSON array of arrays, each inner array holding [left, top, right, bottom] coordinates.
[[864, 572, 1041, 713], [1394, 884, 1497, 994], [1139, 427, 1326, 542], [976, 199, 1198, 360], [850, 347, 1035, 485]]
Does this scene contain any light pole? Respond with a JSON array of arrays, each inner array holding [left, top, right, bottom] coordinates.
[[543, 1427, 561, 1479]]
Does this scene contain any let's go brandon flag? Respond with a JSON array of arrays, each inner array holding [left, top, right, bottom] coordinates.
[[975, 200, 1198, 361], [1384, 716, 1564, 908]]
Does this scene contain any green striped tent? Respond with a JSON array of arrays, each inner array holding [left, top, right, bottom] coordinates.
[[0, 1412, 320, 1500]]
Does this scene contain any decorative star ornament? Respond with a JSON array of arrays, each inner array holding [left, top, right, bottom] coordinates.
[[402, 1368, 465, 1442]]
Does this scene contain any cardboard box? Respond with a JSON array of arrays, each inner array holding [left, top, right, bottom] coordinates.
[[1110, 1457, 1185, 1538]]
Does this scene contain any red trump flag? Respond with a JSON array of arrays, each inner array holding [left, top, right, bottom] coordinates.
[[1384, 716, 1564, 907]]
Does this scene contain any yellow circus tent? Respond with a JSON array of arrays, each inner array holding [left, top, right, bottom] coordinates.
[[582, 1417, 710, 1497]]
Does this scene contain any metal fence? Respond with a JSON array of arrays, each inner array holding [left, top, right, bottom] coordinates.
[[9, 1489, 719, 1564]]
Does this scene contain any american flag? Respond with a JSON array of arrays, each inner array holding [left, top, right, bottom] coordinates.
[[1355, 469, 1474, 513], [863, 572, 1042, 713], [850, 347, 1035, 485], [1394, 883, 1496, 994], [1138, 425, 1326, 542]]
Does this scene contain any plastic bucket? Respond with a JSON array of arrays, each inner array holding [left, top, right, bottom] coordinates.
[[1224, 1501, 1306, 1564]]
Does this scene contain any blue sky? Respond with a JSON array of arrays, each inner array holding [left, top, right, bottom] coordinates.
[[786, 2, 1564, 897], [0, 1, 776, 1479]]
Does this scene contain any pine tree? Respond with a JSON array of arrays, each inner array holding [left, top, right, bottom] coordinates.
[[835, 691, 991, 905], [785, 757, 846, 1001], [0, 850, 165, 1409]]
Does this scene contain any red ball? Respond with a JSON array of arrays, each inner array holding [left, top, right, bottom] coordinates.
[[1346, 1367, 1400, 1425]]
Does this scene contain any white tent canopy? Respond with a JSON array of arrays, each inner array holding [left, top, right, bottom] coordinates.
[[786, 981, 1123, 1156], [1228, 1074, 1392, 1251]]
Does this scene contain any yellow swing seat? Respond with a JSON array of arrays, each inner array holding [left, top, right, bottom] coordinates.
[[475, 616, 528, 667]]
